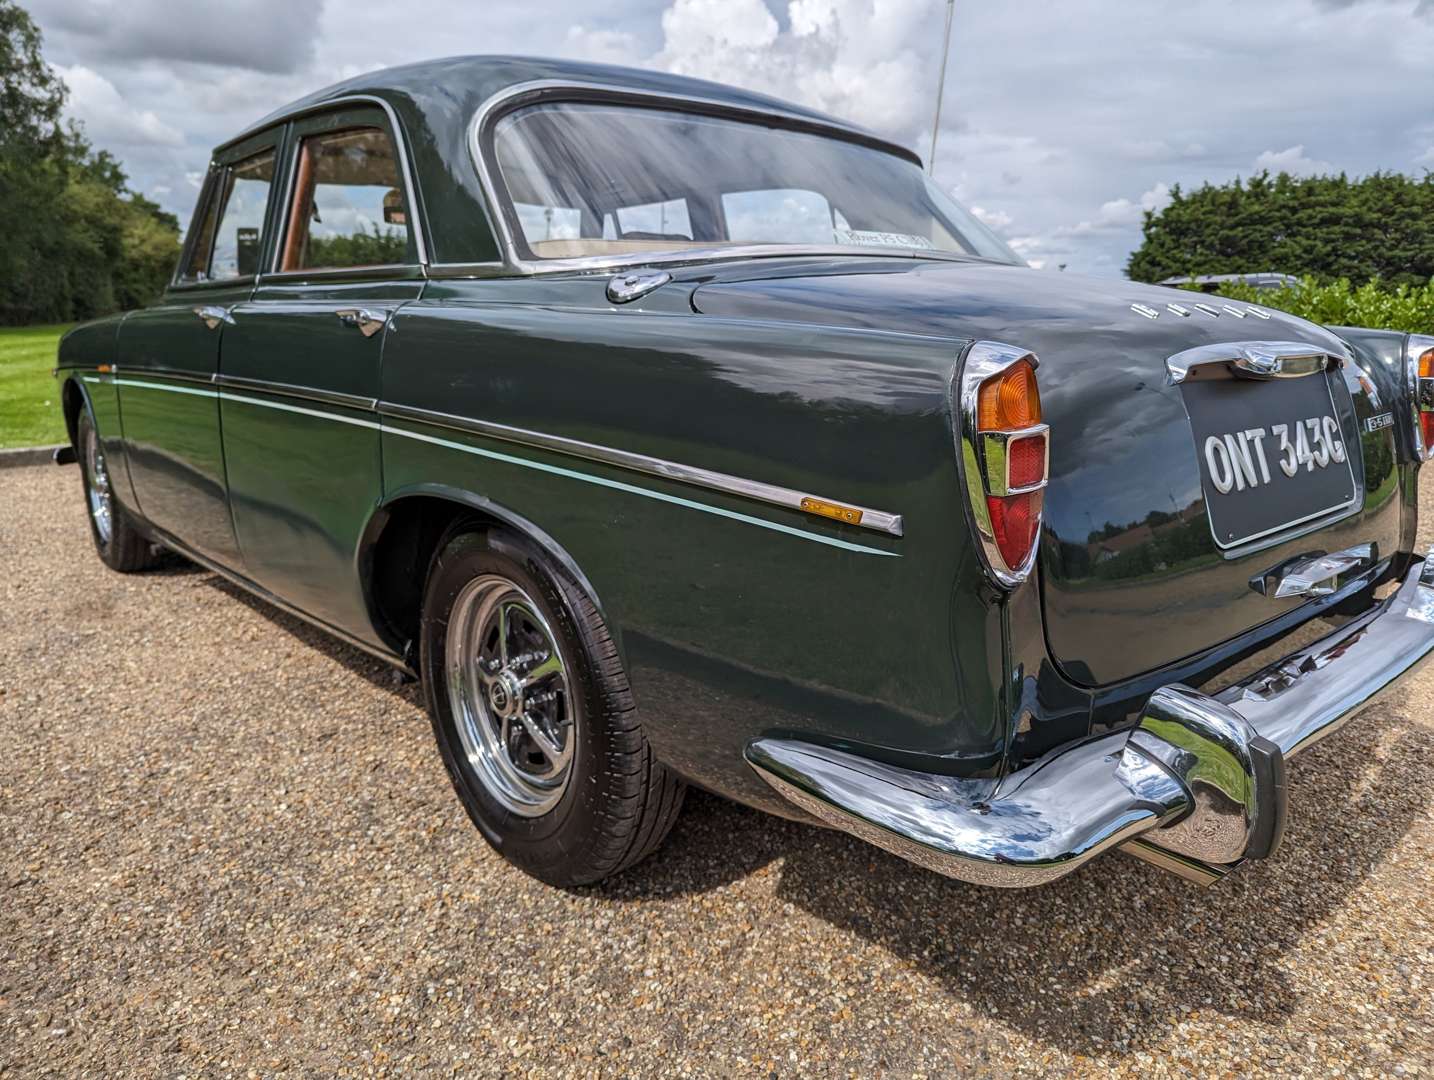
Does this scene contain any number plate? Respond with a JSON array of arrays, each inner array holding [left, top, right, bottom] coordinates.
[[1183, 372, 1359, 550]]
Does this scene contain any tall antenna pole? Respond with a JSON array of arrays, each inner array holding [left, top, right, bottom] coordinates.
[[928, 0, 956, 175]]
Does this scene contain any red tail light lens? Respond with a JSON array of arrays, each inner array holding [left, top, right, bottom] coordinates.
[[987, 489, 1044, 571], [961, 345, 1050, 586]]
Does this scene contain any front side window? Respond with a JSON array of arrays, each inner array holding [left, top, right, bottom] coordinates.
[[281, 127, 411, 271], [177, 168, 223, 283], [490, 103, 1021, 264], [209, 150, 276, 281]]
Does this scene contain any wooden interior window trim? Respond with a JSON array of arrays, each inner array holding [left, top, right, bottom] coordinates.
[[281, 139, 317, 272]]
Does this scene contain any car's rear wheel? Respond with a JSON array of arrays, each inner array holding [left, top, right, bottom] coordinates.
[[420, 524, 684, 886], [77, 408, 159, 573]]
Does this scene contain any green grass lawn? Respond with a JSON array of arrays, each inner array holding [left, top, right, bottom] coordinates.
[[0, 323, 71, 449]]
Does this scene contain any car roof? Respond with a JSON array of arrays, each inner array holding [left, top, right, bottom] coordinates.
[[230, 54, 877, 148], [214, 55, 917, 268]]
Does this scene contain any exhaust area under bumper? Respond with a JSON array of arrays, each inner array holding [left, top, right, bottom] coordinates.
[[746, 556, 1434, 888]]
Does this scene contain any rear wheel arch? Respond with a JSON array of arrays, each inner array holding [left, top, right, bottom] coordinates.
[[358, 484, 615, 667]]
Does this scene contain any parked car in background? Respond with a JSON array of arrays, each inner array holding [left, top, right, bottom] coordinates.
[[1160, 272, 1300, 292], [54, 56, 1434, 889]]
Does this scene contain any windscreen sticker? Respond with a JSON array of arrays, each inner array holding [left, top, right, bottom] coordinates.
[[835, 229, 935, 249]]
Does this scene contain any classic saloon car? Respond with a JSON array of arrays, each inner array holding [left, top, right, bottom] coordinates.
[[54, 56, 1434, 889]]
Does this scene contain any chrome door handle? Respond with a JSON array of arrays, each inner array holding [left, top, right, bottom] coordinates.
[[193, 305, 234, 330], [335, 308, 387, 338], [1251, 543, 1376, 599]]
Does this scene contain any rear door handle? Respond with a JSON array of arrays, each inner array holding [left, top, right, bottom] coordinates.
[[193, 305, 234, 330], [335, 308, 387, 338]]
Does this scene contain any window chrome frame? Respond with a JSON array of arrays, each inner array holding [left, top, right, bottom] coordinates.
[[263, 95, 429, 281], [953, 341, 1047, 588], [461, 79, 1002, 279]]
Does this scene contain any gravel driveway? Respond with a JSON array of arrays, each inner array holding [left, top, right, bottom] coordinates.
[[2, 462, 1432, 1077]]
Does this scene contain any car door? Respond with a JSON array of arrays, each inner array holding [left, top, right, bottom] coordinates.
[[218, 106, 424, 639], [117, 133, 281, 565]]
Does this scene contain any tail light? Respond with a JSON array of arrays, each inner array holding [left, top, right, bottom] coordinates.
[[1408, 334, 1434, 461], [958, 342, 1050, 586]]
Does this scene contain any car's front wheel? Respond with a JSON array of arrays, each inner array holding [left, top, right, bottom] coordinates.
[[419, 523, 684, 886], [76, 407, 159, 573]]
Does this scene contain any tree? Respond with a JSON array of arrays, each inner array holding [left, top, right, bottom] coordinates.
[[0, 0, 180, 325], [1127, 171, 1434, 286]]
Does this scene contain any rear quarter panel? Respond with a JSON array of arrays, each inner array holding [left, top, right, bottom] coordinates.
[[379, 279, 1000, 807]]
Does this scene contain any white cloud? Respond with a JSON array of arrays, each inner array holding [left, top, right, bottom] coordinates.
[[33, 0, 321, 74], [565, 25, 645, 65], [1415, 145, 1434, 166], [1253, 144, 1335, 176], [970, 206, 1013, 231], [1061, 183, 1172, 235], [655, 0, 943, 146], [55, 65, 183, 148]]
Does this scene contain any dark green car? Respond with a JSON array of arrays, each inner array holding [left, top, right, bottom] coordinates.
[[54, 56, 1434, 889]]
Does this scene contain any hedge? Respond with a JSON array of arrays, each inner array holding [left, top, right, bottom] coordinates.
[[1195, 277, 1434, 335]]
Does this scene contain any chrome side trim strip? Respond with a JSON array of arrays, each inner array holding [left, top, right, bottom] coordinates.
[[116, 367, 214, 388], [106, 374, 902, 548], [383, 420, 900, 558], [214, 374, 377, 413], [377, 402, 904, 538], [114, 378, 218, 399], [222, 391, 382, 431]]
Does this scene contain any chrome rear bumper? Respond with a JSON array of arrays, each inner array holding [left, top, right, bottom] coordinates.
[[747, 556, 1434, 888]]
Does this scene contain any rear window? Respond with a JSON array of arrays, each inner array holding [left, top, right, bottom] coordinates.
[[490, 102, 1021, 265]]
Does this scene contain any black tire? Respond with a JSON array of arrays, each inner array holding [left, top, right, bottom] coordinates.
[[76, 408, 160, 573], [419, 523, 685, 887]]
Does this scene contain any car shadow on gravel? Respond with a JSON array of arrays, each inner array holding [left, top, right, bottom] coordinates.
[[602, 707, 1432, 1058], [201, 575, 422, 704], [177, 557, 1428, 1058]]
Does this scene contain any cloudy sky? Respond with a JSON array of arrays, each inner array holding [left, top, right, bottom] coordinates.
[[24, 0, 1434, 276]]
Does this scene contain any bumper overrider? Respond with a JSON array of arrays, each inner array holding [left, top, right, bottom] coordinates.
[[746, 556, 1434, 887]]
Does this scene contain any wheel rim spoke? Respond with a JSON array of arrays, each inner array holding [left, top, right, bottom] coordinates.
[[521, 652, 563, 690]]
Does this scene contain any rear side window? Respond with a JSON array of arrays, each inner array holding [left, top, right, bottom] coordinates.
[[209, 150, 277, 281], [280, 127, 411, 271]]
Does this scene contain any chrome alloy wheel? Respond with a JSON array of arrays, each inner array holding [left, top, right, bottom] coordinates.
[[445, 574, 576, 816], [82, 421, 113, 546]]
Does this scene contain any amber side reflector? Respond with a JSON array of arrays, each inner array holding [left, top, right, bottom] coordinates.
[[800, 496, 863, 526], [978, 359, 1041, 430]]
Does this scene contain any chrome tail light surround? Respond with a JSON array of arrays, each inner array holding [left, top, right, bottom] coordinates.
[[1407, 333, 1434, 462], [954, 341, 1049, 587]]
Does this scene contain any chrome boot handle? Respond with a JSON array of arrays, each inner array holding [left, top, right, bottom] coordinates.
[[193, 305, 234, 330], [1251, 543, 1376, 599], [335, 308, 387, 338]]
